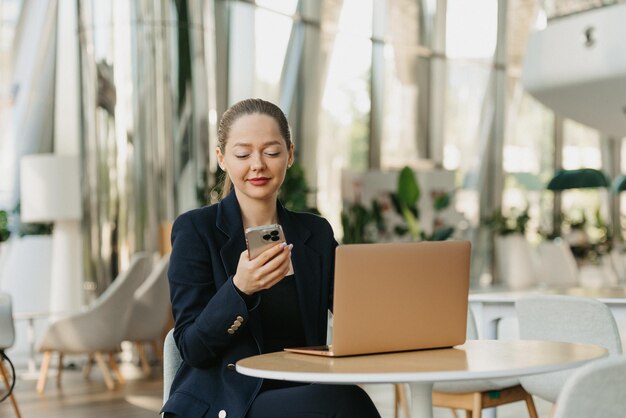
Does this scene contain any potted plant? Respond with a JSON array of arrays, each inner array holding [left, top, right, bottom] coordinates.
[[0, 209, 9, 243], [485, 207, 536, 289]]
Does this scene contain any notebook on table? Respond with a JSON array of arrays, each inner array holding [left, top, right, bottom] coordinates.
[[285, 240, 471, 357]]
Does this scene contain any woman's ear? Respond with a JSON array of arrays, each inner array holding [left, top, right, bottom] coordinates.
[[216, 147, 226, 171], [287, 143, 295, 168]]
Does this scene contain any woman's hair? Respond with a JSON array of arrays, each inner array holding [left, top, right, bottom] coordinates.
[[218, 98, 292, 199]]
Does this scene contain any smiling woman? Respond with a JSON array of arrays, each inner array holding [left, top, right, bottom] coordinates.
[[162, 98, 380, 418]]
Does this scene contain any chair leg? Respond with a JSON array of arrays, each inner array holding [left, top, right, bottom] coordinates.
[[93, 351, 115, 390], [394, 383, 410, 418], [56, 353, 64, 387], [150, 339, 163, 364], [136, 342, 151, 376], [108, 352, 125, 384], [471, 392, 482, 418], [0, 357, 22, 418], [37, 351, 52, 394], [525, 393, 539, 418], [83, 353, 94, 379]]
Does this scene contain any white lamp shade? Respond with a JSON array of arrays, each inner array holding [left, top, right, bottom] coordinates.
[[20, 154, 81, 222]]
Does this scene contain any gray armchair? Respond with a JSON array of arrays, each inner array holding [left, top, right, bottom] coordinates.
[[124, 253, 171, 376], [163, 328, 182, 404], [36, 252, 152, 394], [0, 292, 21, 417]]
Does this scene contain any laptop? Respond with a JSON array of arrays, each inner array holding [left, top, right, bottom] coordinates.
[[285, 240, 471, 357]]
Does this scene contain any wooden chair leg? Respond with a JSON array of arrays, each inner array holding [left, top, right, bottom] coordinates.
[[525, 393, 539, 418], [471, 392, 482, 418], [93, 351, 115, 390], [466, 411, 473, 418], [394, 383, 410, 418], [108, 352, 125, 384], [0, 358, 22, 418], [83, 353, 94, 379], [56, 353, 64, 387], [37, 351, 52, 394], [136, 342, 151, 376], [393, 383, 399, 418], [150, 339, 163, 364]]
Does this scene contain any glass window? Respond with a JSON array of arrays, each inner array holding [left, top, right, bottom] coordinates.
[[317, 0, 373, 230], [0, 0, 23, 208], [443, 61, 492, 225], [255, 0, 298, 16], [446, 0, 498, 59], [560, 119, 607, 249], [254, 8, 294, 101], [228, 2, 294, 104], [502, 88, 555, 240], [379, 46, 420, 168]]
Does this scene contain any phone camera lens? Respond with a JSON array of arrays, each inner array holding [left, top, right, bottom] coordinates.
[[270, 231, 279, 236], [262, 234, 272, 241], [271, 236, 279, 241]]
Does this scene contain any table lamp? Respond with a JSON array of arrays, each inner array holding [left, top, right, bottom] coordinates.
[[20, 155, 83, 315]]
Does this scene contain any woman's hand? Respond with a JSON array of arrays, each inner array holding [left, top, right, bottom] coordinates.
[[233, 242, 293, 295]]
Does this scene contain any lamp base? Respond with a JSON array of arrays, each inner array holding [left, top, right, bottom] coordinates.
[[49, 220, 83, 318]]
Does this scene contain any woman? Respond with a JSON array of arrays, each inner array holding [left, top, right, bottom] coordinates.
[[162, 98, 380, 418]]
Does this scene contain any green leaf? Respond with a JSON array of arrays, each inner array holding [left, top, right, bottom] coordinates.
[[397, 167, 420, 209]]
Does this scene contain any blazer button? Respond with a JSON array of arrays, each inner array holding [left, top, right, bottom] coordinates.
[[218, 410, 227, 418], [227, 363, 235, 370], [227, 328, 235, 335], [236, 315, 244, 322], [233, 319, 242, 327]]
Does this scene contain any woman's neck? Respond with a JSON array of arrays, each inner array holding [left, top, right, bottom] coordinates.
[[236, 192, 278, 229]]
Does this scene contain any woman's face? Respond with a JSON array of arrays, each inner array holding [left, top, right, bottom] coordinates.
[[217, 113, 294, 204]]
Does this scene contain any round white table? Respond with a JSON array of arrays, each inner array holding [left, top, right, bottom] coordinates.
[[237, 340, 607, 418]]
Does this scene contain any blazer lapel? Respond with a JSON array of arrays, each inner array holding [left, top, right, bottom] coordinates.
[[216, 192, 246, 282]]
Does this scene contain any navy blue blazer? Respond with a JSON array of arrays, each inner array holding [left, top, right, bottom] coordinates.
[[161, 192, 337, 418]]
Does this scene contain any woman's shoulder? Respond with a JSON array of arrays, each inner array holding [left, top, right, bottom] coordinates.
[[289, 210, 332, 229], [172, 203, 219, 230]]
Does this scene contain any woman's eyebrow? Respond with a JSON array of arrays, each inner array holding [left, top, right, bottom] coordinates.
[[232, 140, 283, 147]]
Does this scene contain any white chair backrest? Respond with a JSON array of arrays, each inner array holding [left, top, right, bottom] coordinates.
[[134, 253, 170, 305], [516, 294, 622, 403], [89, 252, 152, 326], [466, 307, 478, 340], [553, 356, 626, 418], [163, 328, 182, 403], [535, 240, 579, 286], [516, 295, 622, 354], [0, 292, 15, 349]]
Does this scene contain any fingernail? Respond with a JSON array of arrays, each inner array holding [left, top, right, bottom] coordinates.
[[288, 244, 294, 250], [280, 242, 288, 248]]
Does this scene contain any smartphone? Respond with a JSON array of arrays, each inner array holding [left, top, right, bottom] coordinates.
[[245, 224, 293, 274]]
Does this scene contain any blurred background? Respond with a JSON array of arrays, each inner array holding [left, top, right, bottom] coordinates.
[[1, 0, 626, 416]]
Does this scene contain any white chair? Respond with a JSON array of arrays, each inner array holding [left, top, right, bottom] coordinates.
[[124, 253, 171, 376], [0, 292, 21, 417], [553, 355, 626, 418], [516, 295, 622, 404], [395, 309, 538, 418], [429, 308, 537, 418], [534, 240, 579, 286], [163, 328, 182, 404], [36, 252, 152, 393]]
